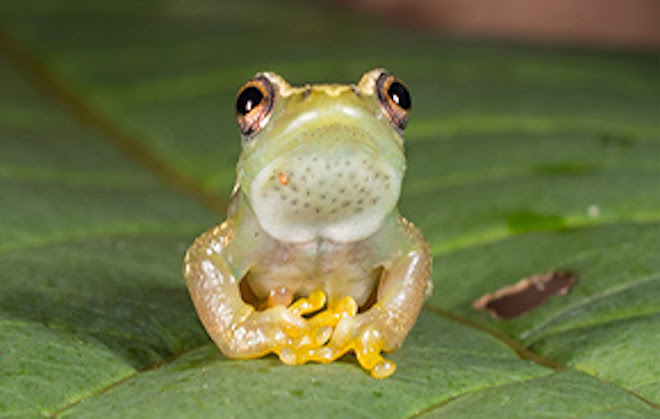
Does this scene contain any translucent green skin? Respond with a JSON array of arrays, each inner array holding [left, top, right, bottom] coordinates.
[[183, 69, 432, 378]]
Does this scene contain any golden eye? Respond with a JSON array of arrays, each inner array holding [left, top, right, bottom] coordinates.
[[236, 75, 275, 138], [376, 72, 411, 131]]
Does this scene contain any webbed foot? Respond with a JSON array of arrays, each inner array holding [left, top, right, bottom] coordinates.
[[307, 309, 397, 379], [253, 291, 396, 379], [277, 291, 358, 365]]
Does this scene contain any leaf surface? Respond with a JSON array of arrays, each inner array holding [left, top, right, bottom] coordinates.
[[0, 0, 658, 417]]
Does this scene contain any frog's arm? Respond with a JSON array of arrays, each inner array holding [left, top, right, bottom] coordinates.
[[310, 217, 432, 378], [183, 218, 310, 359]]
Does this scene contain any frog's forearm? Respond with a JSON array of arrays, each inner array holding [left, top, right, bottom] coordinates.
[[183, 228, 252, 354], [184, 226, 305, 358], [374, 236, 432, 350]]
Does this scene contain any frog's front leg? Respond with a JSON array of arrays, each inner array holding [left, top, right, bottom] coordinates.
[[184, 221, 327, 361], [310, 220, 432, 378]]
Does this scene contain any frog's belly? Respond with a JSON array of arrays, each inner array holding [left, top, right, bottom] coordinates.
[[250, 148, 401, 243], [246, 258, 379, 307]]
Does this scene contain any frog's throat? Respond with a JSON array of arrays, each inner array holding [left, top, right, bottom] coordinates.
[[249, 151, 401, 243]]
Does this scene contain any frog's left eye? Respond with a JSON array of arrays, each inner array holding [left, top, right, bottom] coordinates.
[[236, 76, 275, 138], [376, 72, 411, 131]]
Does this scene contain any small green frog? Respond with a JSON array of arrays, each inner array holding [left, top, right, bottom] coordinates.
[[184, 69, 432, 378]]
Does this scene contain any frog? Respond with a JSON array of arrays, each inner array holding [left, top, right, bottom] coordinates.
[[183, 68, 432, 379]]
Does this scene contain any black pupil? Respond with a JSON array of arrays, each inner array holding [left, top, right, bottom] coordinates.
[[237, 86, 263, 115], [387, 81, 411, 110]]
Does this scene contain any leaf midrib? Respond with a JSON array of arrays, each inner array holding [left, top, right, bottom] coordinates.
[[0, 26, 226, 215]]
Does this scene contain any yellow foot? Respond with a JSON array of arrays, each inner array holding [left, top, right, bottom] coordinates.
[[276, 291, 358, 366], [309, 322, 397, 379], [271, 291, 394, 378]]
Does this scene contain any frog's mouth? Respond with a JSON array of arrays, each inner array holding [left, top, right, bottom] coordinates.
[[250, 145, 402, 243]]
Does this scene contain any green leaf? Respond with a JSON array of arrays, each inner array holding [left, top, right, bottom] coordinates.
[[1, 0, 658, 417]]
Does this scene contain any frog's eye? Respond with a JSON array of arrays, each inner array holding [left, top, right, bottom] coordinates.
[[376, 72, 411, 131], [236, 76, 275, 138]]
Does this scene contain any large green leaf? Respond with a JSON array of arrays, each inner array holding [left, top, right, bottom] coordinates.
[[1, 0, 658, 416]]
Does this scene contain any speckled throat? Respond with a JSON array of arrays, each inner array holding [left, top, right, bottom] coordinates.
[[250, 140, 401, 243]]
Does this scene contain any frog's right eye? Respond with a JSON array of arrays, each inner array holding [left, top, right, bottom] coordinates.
[[376, 72, 411, 132], [236, 76, 275, 138]]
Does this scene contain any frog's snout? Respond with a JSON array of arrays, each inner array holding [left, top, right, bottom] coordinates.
[[250, 148, 401, 243]]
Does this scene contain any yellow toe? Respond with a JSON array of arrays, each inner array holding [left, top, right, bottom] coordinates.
[[289, 290, 326, 316], [371, 359, 396, 379]]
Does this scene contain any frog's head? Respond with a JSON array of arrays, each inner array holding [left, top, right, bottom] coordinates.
[[234, 69, 411, 243]]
